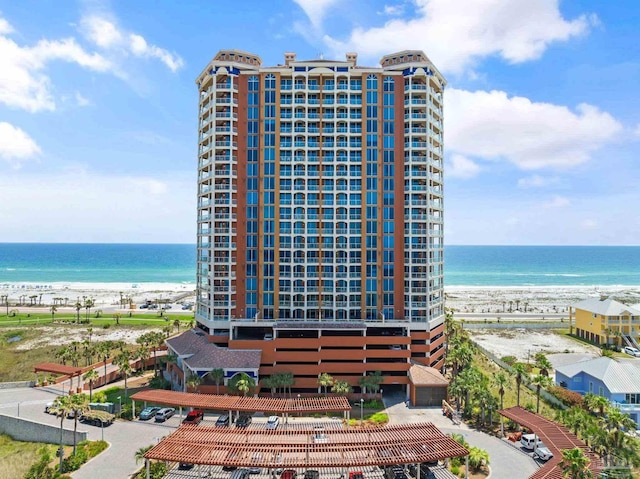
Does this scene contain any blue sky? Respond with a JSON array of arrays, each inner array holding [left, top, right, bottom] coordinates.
[[0, 0, 638, 245]]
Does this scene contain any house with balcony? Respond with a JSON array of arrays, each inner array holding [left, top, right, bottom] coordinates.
[[555, 356, 640, 425], [569, 296, 640, 347]]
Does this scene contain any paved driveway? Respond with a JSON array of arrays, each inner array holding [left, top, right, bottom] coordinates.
[[383, 393, 539, 479]]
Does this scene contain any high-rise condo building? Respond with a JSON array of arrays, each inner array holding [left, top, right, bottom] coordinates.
[[194, 50, 445, 395]]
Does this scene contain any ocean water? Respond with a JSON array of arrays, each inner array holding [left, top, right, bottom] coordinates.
[[0, 243, 639, 287]]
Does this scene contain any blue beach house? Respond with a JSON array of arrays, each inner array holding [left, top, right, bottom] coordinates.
[[555, 357, 640, 425]]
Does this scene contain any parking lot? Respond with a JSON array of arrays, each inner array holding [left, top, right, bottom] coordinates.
[[0, 387, 537, 479]]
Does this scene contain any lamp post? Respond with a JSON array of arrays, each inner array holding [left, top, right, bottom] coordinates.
[[360, 398, 364, 426], [117, 396, 122, 418], [297, 394, 301, 418]]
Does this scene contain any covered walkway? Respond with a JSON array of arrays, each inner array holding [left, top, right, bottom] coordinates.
[[500, 406, 603, 479], [143, 422, 468, 477]]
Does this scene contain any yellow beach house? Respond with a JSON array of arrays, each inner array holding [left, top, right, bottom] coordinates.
[[569, 296, 640, 347]]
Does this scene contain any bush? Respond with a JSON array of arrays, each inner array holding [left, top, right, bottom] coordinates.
[[148, 376, 171, 390], [24, 449, 72, 479], [102, 324, 110, 329], [368, 412, 388, 424], [149, 462, 167, 479], [548, 386, 584, 407], [62, 449, 87, 472], [92, 391, 107, 403], [524, 402, 536, 412], [501, 355, 517, 366], [450, 465, 460, 474], [363, 399, 383, 409]]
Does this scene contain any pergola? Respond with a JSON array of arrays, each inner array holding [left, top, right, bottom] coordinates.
[[500, 406, 603, 479], [33, 362, 83, 390], [143, 422, 469, 478], [130, 390, 352, 422]]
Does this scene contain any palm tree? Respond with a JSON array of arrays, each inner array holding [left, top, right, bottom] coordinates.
[[534, 353, 553, 377], [186, 373, 202, 392], [74, 301, 82, 323], [209, 368, 224, 394], [229, 373, 255, 396], [531, 374, 552, 413], [262, 376, 275, 397], [70, 394, 90, 454], [467, 446, 490, 472], [84, 298, 94, 322], [98, 340, 114, 386], [493, 372, 509, 436], [331, 380, 352, 395], [112, 312, 121, 325], [114, 350, 134, 398], [83, 369, 99, 401], [511, 363, 529, 407], [446, 342, 473, 379], [583, 392, 609, 417], [236, 378, 250, 396], [558, 407, 590, 437], [50, 305, 57, 322], [50, 395, 74, 473], [173, 319, 181, 332], [318, 373, 334, 396], [560, 447, 592, 479], [135, 445, 152, 465], [137, 344, 151, 372]]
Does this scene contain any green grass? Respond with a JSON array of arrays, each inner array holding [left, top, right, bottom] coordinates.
[[0, 434, 58, 479], [0, 311, 193, 327]]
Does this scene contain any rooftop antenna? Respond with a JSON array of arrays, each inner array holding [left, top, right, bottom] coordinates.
[[318, 52, 324, 60]]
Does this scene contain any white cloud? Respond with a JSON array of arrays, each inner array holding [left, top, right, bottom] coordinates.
[[445, 88, 622, 170], [517, 174, 560, 189], [634, 124, 640, 138], [75, 92, 91, 107], [0, 171, 194, 243], [322, 0, 595, 73], [447, 154, 480, 179], [0, 14, 112, 112], [380, 4, 405, 16], [0, 122, 41, 167], [80, 15, 184, 72], [580, 219, 598, 230], [292, 0, 341, 30], [543, 195, 570, 208]]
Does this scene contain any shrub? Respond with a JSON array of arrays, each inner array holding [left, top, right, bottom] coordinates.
[[368, 412, 388, 424], [501, 355, 517, 366], [62, 449, 87, 472], [524, 402, 536, 412], [102, 324, 110, 329], [548, 386, 584, 407], [363, 399, 383, 409], [92, 391, 107, 403], [148, 376, 171, 390], [149, 462, 167, 479], [450, 465, 460, 475]]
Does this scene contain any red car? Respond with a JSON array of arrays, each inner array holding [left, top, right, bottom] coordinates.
[[182, 409, 204, 425], [349, 472, 364, 479]]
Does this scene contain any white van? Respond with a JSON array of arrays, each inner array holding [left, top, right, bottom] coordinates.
[[520, 433, 540, 450]]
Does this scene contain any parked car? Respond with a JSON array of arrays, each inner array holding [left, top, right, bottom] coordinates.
[[384, 465, 407, 479], [304, 470, 319, 479], [533, 443, 554, 461], [313, 427, 328, 443], [266, 415, 280, 430], [223, 466, 238, 472], [230, 468, 251, 479], [280, 470, 297, 479], [139, 304, 149, 309], [216, 414, 230, 427], [183, 409, 204, 425], [179, 463, 194, 470], [389, 345, 402, 350], [154, 407, 176, 422], [623, 346, 640, 357], [236, 415, 252, 427], [520, 433, 540, 450], [44, 402, 54, 414], [349, 472, 364, 479], [139, 406, 160, 421], [249, 453, 263, 474]]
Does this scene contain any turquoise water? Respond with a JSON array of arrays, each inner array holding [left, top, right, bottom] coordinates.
[[0, 243, 639, 286]]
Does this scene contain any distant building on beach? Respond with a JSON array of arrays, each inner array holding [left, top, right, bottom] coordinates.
[[555, 356, 640, 424], [570, 296, 640, 347], [192, 49, 446, 395]]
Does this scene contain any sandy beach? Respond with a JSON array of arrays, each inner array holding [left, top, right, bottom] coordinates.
[[1, 282, 639, 318], [0, 281, 196, 311]]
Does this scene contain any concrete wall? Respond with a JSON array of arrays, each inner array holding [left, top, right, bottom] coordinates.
[[0, 413, 87, 446], [0, 380, 35, 389]]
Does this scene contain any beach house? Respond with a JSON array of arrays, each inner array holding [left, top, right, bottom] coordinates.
[[569, 296, 640, 347], [555, 356, 640, 424]]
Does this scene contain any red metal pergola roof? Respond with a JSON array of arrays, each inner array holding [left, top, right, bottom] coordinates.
[[500, 406, 604, 479], [144, 422, 469, 468], [130, 390, 351, 413], [34, 362, 83, 376]]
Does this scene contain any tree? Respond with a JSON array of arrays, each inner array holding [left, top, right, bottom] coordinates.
[[558, 407, 591, 437], [318, 373, 334, 396], [532, 374, 552, 413], [331, 380, 352, 395], [74, 301, 82, 323], [135, 445, 152, 465], [560, 447, 592, 479], [84, 298, 94, 322], [137, 344, 151, 372], [50, 395, 74, 474], [512, 363, 529, 407], [186, 373, 202, 392], [228, 373, 255, 396], [468, 446, 490, 472], [493, 372, 509, 436], [83, 369, 99, 401], [583, 392, 609, 417], [114, 350, 134, 398], [209, 368, 224, 395], [534, 353, 553, 377], [70, 394, 90, 455], [112, 312, 121, 325], [262, 376, 276, 397], [173, 319, 181, 331], [97, 340, 114, 386], [446, 341, 473, 379], [50, 305, 57, 322]]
